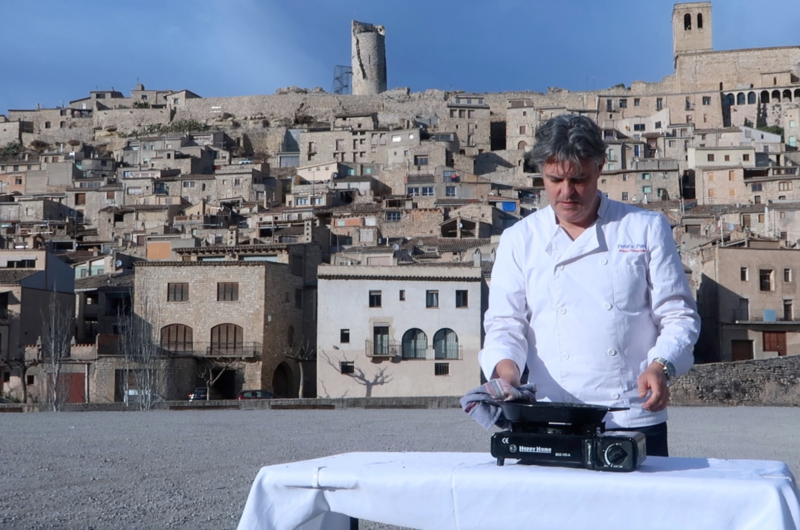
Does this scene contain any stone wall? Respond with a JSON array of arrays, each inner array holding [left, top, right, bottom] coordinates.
[[671, 356, 800, 405]]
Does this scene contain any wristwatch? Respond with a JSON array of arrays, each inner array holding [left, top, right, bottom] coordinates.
[[653, 357, 676, 383]]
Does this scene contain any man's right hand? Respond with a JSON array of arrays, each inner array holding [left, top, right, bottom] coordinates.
[[492, 359, 521, 387]]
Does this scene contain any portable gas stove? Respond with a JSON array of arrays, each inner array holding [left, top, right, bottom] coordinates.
[[490, 401, 647, 472]]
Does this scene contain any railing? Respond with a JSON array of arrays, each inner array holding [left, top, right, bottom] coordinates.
[[365, 340, 401, 358], [161, 342, 262, 358], [366, 342, 464, 360]]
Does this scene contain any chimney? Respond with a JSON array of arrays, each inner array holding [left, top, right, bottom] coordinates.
[[473, 249, 481, 268]]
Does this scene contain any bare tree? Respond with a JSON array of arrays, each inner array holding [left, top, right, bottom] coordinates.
[[118, 287, 163, 410], [318, 349, 393, 398], [40, 290, 73, 411], [195, 356, 241, 400]]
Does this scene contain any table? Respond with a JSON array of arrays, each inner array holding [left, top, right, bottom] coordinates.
[[238, 452, 800, 530]]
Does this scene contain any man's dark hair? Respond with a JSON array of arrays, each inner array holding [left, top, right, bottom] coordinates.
[[529, 115, 607, 171]]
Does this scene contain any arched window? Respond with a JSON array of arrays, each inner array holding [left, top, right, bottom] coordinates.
[[210, 323, 243, 355], [517, 141, 527, 150], [287, 325, 294, 347], [795, 89, 800, 99], [684, 13, 692, 30], [772, 90, 781, 102], [697, 13, 703, 29], [161, 324, 193, 353], [724, 94, 735, 106], [433, 328, 459, 359], [761, 91, 770, 104], [747, 92, 756, 105], [783, 89, 792, 102], [402, 329, 427, 359], [737, 93, 745, 105]]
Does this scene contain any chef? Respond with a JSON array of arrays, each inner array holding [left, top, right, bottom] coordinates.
[[479, 114, 700, 456]]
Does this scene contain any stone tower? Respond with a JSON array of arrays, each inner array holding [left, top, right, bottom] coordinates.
[[672, 2, 713, 60], [351, 20, 387, 95]]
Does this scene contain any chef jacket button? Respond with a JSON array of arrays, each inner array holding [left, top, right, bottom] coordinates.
[[600, 258, 608, 265], [611, 393, 620, 399], [557, 264, 564, 271], [561, 352, 569, 360], [559, 307, 567, 315], [603, 303, 612, 310], [607, 348, 617, 356]]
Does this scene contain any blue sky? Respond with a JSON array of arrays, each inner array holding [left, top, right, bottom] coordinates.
[[1, 0, 799, 114]]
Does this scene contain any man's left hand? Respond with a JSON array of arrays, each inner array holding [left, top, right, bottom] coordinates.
[[638, 362, 669, 412]]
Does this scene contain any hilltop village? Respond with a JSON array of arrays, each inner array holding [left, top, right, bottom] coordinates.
[[2, 2, 800, 403]]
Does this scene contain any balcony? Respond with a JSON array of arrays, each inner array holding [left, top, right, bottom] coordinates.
[[365, 341, 463, 360], [161, 342, 262, 358]]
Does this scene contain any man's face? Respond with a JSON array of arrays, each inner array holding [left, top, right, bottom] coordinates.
[[542, 157, 603, 230]]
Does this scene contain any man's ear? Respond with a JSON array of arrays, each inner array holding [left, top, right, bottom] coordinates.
[[597, 158, 606, 174]]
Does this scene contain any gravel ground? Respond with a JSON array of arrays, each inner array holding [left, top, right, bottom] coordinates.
[[1, 406, 799, 530]]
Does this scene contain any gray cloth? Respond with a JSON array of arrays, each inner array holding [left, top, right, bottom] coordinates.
[[460, 380, 537, 430]]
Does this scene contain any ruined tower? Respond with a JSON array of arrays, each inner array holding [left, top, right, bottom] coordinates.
[[672, 2, 713, 60], [351, 20, 387, 96]]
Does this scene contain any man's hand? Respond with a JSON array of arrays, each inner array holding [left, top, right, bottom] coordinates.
[[492, 359, 521, 387], [638, 362, 669, 412]]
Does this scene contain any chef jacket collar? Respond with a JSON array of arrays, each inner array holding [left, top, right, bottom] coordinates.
[[545, 191, 607, 263]]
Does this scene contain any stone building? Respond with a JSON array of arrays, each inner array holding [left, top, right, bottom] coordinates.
[[316, 262, 485, 398], [134, 259, 313, 398], [351, 21, 387, 96], [695, 240, 800, 362], [437, 94, 491, 156]]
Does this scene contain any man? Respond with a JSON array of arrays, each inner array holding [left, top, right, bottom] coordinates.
[[479, 115, 700, 456]]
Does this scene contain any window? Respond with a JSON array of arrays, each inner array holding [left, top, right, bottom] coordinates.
[[407, 187, 420, 196], [779, 181, 792, 191], [414, 155, 428, 166], [743, 154, 750, 161], [792, 120, 797, 128], [27, 375, 34, 386], [45, 121, 51, 129], [433, 328, 459, 359], [621, 192, 629, 201], [760, 269, 774, 291], [619, 99, 627, 108], [668, 140, 676, 148], [385, 211, 402, 222], [445, 186, 456, 197], [751, 183, 762, 191], [519, 125, 526, 134], [75, 193, 86, 205], [217, 282, 239, 301], [643, 185, 652, 194], [167, 283, 189, 302], [633, 124, 645, 131], [754, 195, 761, 204], [434, 363, 450, 376], [295, 288, 302, 309], [422, 186, 434, 196], [233, 178, 241, 187], [399, 290, 405, 301], [291, 253, 304, 276], [402, 328, 427, 359], [741, 267, 749, 281], [641, 173, 651, 180], [656, 98, 663, 111], [634, 98, 640, 107], [340, 361, 355, 374], [369, 290, 382, 308], [426, 290, 439, 308], [183, 181, 195, 188], [456, 290, 468, 308], [785, 268, 793, 282], [724, 155, 730, 162], [707, 154, 715, 162], [161, 324, 193, 353], [372, 326, 390, 355], [340, 329, 350, 343], [728, 171, 735, 181], [703, 96, 712, 105], [655, 121, 662, 129], [784, 300, 794, 321], [729, 189, 736, 197]]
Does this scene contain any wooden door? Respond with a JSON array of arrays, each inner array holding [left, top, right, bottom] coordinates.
[[763, 331, 787, 356], [731, 340, 753, 361]]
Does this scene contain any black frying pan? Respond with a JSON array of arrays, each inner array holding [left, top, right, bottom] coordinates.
[[496, 401, 629, 425]]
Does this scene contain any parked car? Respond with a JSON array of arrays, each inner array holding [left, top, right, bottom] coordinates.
[[0, 396, 15, 404], [124, 389, 165, 405], [237, 389, 274, 400], [188, 387, 221, 401]]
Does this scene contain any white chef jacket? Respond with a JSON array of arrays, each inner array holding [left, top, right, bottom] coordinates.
[[480, 193, 700, 428]]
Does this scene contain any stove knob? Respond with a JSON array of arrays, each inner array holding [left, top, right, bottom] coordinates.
[[604, 444, 628, 466]]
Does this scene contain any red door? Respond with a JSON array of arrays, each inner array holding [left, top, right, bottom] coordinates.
[[763, 332, 787, 356]]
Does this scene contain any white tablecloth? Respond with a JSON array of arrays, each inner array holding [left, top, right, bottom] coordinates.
[[238, 452, 800, 530]]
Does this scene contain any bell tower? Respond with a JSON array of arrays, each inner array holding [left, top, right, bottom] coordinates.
[[672, 2, 713, 60]]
